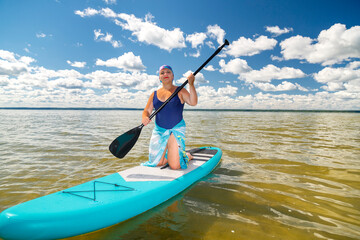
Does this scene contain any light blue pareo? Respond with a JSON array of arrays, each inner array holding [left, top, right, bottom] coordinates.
[[142, 119, 189, 169]]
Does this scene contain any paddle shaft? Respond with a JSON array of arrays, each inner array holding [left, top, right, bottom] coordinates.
[[142, 39, 229, 127]]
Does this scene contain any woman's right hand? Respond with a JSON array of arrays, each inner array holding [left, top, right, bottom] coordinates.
[[142, 117, 151, 126]]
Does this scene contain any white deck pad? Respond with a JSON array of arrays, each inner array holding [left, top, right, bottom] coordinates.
[[119, 160, 206, 182]]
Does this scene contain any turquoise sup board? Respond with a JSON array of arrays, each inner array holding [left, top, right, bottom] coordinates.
[[0, 147, 222, 240]]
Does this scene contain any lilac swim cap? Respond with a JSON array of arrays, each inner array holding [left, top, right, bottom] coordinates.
[[159, 65, 173, 74]]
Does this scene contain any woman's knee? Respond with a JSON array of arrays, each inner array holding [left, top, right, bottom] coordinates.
[[168, 161, 180, 170]]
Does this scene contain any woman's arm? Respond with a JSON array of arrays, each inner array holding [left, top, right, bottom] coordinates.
[[180, 73, 198, 106], [142, 92, 154, 126]]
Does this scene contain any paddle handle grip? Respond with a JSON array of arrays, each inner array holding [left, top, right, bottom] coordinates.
[[148, 39, 229, 121]]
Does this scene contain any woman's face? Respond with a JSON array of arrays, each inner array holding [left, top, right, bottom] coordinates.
[[159, 68, 174, 83]]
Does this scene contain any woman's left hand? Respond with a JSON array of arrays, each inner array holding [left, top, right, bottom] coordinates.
[[187, 73, 195, 86]]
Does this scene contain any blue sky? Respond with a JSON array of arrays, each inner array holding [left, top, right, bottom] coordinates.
[[0, 0, 359, 110]]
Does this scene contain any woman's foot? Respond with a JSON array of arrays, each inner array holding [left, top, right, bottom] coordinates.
[[186, 152, 193, 161], [157, 157, 168, 167]]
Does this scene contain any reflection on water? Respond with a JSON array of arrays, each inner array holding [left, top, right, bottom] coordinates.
[[0, 110, 359, 239]]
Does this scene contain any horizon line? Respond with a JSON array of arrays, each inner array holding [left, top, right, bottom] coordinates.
[[0, 107, 359, 113]]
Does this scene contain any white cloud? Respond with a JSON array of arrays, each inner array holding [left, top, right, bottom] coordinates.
[[0, 50, 18, 62], [75, 7, 118, 18], [252, 81, 297, 92], [226, 36, 277, 57], [204, 65, 216, 71], [36, 32, 47, 38], [103, 0, 116, 4], [67, 60, 86, 68], [85, 70, 159, 90], [3, 67, 85, 92], [100, 7, 118, 18], [1, 56, 358, 109], [194, 85, 248, 109], [205, 41, 215, 49], [19, 56, 34, 65], [219, 59, 307, 92], [75, 8, 229, 55], [94, 29, 103, 39], [96, 52, 146, 72], [0, 50, 35, 76], [313, 61, 360, 92], [266, 26, 293, 37], [239, 64, 307, 83], [314, 62, 360, 83], [74, 7, 99, 18], [114, 12, 186, 52], [48, 78, 84, 89], [94, 29, 122, 48], [189, 50, 201, 58], [186, 32, 207, 48], [0, 75, 9, 86], [177, 71, 207, 85], [197, 86, 219, 98], [219, 58, 252, 75], [207, 24, 226, 45], [280, 23, 360, 65], [271, 55, 284, 61], [322, 82, 345, 91], [0, 50, 163, 107], [235, 91, 360, 110], [295, 83, 309, 92], [185, 25, 227, 57], [218, 85, 238, 96], [196, 85, 310, 109]]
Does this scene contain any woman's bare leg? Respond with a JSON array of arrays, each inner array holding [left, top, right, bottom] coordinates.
[[157, 145, 168, 166], [167, 133, 181, 169], [157, 134, 191, 170]]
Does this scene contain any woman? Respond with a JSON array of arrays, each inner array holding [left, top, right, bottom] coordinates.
[[141, 65, 198, 170]]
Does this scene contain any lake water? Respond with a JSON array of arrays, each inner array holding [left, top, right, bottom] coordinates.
[[0, 109, 359, 240]]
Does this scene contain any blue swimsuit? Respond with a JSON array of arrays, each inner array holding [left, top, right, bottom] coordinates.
[[153, 87, 185, 129]]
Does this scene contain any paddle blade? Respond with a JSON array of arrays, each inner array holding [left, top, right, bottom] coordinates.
[[109, 125, 143, 158]]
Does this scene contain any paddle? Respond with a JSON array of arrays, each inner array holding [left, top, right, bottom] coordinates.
[[109, 39, 230, 158]]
